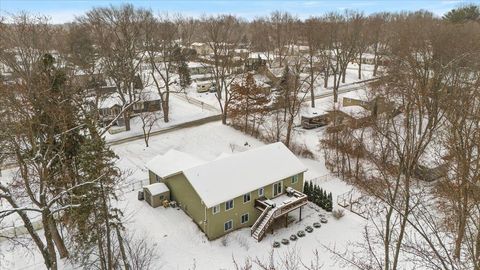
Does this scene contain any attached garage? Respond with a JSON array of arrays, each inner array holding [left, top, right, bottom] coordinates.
[[143, 183, 170, 208]]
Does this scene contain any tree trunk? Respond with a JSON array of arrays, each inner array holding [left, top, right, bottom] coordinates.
[[162, 100, 169, 123], [341, 68, 346, 84], [48, 217, 69, 259], [454, 184, 469, 259], [124, 111, 131, 131], [324, 67, 329, 88], [373, 43, 379, 77], [100, 182, 113, 270], [115, 226, 130, 270], [285, 117, 294, 148], [42, 210, 58, 270], [333, 72, 338, 103], [310, 56, 315, 108], [358, 56, 362, 80]]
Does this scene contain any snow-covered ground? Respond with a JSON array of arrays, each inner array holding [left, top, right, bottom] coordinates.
[[104, 94, 216, 142], [184, 63, 376, 112], [0, 122, 365, 270], [110, 122, 364, 270]]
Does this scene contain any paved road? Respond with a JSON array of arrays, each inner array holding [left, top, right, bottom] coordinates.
[[304, 77, 378, 103], [107, 114, 222, 146]]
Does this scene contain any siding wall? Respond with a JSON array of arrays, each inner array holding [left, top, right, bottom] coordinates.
[[204, 172, 304, 240], [163, 173, 206, 229]]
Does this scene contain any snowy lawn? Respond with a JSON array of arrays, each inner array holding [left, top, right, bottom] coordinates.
[[111, 122, 365, 270], [0, 122, 365, 270], [104, 95, 216, 142]]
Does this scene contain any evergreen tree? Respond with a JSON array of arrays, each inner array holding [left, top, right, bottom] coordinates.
[[304, 181, 310, 198], [443, 4, 480, 23], [326, 192, 333, 212], [323, 190, 328, 209], [177, 55, 191, 90]]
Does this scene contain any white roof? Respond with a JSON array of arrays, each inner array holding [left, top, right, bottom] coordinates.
[[213, 152, 232, 161], [342, 90, 368, 101], [187, 62, 206, 68], [98, 95, 122, 109], [144, 182, 169, 195], [339, 105, 369, 119], [146, 149, 205, 179], [302, 105, 327, 118], [183, 142, 308, 208]]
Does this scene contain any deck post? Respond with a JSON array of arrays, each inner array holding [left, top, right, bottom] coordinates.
[[299, 206, 302, 221]]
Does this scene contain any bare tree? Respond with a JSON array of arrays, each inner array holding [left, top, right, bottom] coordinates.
[[81, 4, 150, 131], [202, 14, 243, 124]]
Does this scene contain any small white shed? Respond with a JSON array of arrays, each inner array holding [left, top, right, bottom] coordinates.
[[143, 183, 170, 208]]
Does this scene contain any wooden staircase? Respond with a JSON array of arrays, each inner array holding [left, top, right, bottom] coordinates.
[[251, 206, 276, 241], [251, 188, 308, 242]]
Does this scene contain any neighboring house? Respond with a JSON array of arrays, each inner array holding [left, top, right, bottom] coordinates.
[[186, 62, 211, 76], [355, 53, 390, 66], [145, 142, 308, 241], [245, 55, 267, 72], [191, 42, 213, 56], [98, 92, 162, 126], [301, 106, 329, 129], [325, 94, 398, 130]]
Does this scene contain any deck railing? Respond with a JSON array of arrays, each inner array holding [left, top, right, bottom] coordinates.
[[251, 205, 273, 236], [252, 189, 308, 241]]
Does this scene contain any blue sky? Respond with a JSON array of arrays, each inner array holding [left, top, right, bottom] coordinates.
[[1, 0, 479, 23]]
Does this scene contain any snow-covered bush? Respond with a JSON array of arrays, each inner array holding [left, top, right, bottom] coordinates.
[[332, 209, 345, 220]]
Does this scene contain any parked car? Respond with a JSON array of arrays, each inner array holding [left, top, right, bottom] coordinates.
[[197, 82, 212, 93]]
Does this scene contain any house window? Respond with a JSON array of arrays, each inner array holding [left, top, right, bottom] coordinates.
[[243, 193, 251, 203], [225, 200, 234, 211], [258, 188, 264, 197], [212, 205, 220, 215], [224, 220, 233, 231], [241, 213, 249, 224], [273, 181, 282, 197], [133, 102, 144, 111], [292, 175, 298, 184]]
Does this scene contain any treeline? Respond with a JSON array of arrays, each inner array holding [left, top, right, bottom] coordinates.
[[0, 3, 479, 270], [320, 5, 480, 270]]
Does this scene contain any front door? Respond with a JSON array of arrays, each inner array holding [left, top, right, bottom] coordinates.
[[273, 181, 282, 197]]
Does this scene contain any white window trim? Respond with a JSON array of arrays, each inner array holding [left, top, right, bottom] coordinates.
[[241, 213, 249, 224], [243, 193, 251, 203], [292, 175, 298, 184], [258, 188, 264, 197], [212, 205, 220, 215], [224, 220, 233, 231], [225, 200, 234, 211], [273, 181, 283, 197]]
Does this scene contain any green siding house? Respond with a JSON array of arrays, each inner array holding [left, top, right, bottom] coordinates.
[[145, 142, 308, 241]]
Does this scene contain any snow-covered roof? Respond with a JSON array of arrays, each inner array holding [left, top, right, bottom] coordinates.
[[302, 106, 328, 118], [191, 42, 206, 47], [98, 95, 122, 109], [140, 91, 161, 101], [183, 142, 308, 208], [187, 62, 206, 68], [342, 89, 368, 101], [248, 52, 272, 60], [144, 182, 169, 195], [146, 149, 205, 179], [339, 105, 369, 119], [213, 152, 232, 161]]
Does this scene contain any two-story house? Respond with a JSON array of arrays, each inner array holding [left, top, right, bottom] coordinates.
[[145, 142, 308, 241]]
